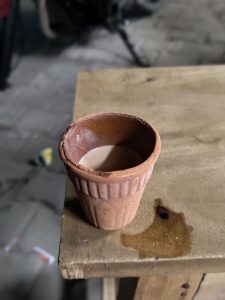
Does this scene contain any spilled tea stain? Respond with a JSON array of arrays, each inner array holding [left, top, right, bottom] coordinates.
[[121, 199, 193, 258]]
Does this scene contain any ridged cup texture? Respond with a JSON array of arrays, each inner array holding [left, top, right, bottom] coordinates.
[[59, 112, 161, 230]]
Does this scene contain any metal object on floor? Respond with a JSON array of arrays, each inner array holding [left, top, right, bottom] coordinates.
[[113, 22, 149, 67], [37, 0, 155, 66]]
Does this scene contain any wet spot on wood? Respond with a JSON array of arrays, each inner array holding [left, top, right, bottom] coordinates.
[[121, 198, 192, 258], [146, 77, 155, 82], [156, 205, 169, 220]]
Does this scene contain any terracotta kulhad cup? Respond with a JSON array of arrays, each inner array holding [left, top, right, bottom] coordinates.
[[59, 112, 161, 230]]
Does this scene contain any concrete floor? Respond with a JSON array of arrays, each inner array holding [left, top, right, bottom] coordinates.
[[0, 0, 225, 299]]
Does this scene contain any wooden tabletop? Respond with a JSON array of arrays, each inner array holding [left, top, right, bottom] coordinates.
[[59, 66, 225, 279]]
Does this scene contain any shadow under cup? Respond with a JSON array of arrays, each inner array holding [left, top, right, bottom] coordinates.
[[59, 112, 161, 230]]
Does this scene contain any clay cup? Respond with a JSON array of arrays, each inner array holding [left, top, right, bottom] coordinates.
[[59, 112, 161, 230]]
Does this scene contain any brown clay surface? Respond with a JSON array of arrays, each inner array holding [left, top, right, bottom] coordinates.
[[59, 112, 161, 230]]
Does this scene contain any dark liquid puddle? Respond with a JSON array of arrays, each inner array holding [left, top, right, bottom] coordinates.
[[121, 199, 193, 258]]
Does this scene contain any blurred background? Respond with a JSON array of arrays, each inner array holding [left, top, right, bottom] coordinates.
[[0, 0, 225, 299]]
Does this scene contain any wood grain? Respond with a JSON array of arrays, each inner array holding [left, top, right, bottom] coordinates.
[[194, 273, 225, 300], [134, 275, 203, 300], [59, 66, 225, 279]]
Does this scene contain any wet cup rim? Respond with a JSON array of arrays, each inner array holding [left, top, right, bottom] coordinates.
[[59, 112, 161, 179]]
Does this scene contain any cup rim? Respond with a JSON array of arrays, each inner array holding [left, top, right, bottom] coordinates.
[[59, 112, 161, 179]]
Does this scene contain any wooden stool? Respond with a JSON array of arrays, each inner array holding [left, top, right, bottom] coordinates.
[[59, 66, 225, 300]]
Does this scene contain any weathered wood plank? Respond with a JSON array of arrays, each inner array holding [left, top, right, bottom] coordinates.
[[194, 273, 225, 300], [59, 66, 225, 279], [134, 274, 203, 300]]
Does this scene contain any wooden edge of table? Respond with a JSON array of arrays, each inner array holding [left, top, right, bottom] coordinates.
[[59, 256, 225, 279]]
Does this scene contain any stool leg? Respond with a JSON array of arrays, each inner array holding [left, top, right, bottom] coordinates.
[[103, 278, 116, 300], [133, 274, 204, 300]]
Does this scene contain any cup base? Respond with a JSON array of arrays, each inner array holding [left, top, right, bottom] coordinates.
[[78, 190, 144, 230]]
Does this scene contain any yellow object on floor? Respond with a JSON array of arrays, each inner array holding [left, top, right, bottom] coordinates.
[[40, 148, 53, 166]]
